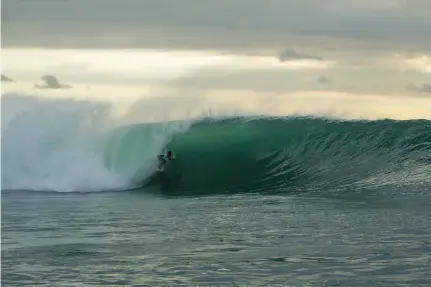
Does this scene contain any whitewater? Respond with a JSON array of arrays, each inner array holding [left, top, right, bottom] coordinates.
[[1, 93, 193, 192]]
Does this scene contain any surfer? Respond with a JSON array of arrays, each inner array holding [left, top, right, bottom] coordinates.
[[157, 150, 174, 170]]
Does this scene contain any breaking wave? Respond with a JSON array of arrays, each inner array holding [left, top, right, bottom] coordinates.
[[2, 94, 430, 194]]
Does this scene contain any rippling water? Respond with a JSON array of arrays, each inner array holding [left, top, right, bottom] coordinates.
[[2, 188, 431, 286]]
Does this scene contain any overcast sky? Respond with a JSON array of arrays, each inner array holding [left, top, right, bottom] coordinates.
[[2, 0, 430, 104], [3, 0, 431, 52]]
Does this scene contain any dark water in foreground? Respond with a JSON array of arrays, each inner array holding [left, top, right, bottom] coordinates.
[[2, 187, 431, 287]]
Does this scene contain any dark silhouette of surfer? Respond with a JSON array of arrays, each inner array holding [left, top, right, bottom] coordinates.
[[158, 150, 174, 170]]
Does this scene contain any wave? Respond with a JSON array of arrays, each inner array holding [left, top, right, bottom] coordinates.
[[2, 94, 430, 194], [137, 117, 431, 195]]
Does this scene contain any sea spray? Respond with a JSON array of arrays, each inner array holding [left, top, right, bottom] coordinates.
[[1, 95, 192, 192]]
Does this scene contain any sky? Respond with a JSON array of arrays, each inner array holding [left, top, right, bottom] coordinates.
[[1, 0, 431, 120]]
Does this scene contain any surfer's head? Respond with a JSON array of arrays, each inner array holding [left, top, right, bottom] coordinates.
[[167, 150, 172, 157]]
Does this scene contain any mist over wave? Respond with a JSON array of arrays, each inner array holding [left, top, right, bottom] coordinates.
[[1, 94, 191, 192], [1, 93, 430, 194]]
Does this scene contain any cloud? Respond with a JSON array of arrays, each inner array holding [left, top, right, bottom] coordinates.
[[316, 75, 330, 84], [34, 75, 72, 89], [278, 49, 323, 62], [406, 83, 431, 94], [2, 74, 14, 82]]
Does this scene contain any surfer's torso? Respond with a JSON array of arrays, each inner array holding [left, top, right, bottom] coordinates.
[[157, 151, 175, 171]]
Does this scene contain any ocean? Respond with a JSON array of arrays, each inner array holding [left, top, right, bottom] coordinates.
[[2, 95, 431, 286]]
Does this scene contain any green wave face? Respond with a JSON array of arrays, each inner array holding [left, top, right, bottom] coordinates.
[[106, 117, 431, 195]]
